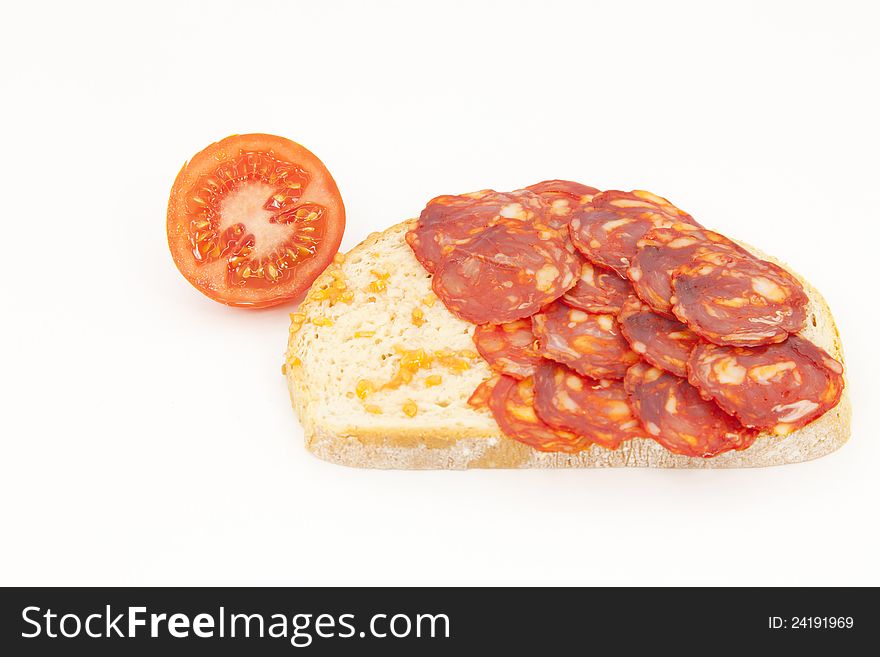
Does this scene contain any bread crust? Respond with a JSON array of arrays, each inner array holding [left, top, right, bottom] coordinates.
[[287, 222, 851, 469]]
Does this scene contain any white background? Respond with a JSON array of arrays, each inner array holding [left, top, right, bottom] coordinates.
[[2, 0, 878, 586]]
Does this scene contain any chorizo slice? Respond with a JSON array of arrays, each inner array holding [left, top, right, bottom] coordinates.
[[569, 190, 700, 277], [531, 300, 639, 379], [562, 260, 637, 315], [524, 180, 599, 229], [628, 223, 747, 316], [468, 375, 500, 410], [487, 375, 593, 453], [472, 319, 543, 379], [671, 250, 809, 346], [431, 220, 581, 324], [532, 361, 643, 449], [405, 189, 550, 272], [624, 362, 757, 458], [687, 336, 844, 435], [617, 296, 700, 378]]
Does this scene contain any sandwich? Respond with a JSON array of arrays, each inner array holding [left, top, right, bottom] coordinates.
[[285, 182, 850, 469]]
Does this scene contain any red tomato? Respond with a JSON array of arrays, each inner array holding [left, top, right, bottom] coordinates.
[[167, 134, 345, 308]]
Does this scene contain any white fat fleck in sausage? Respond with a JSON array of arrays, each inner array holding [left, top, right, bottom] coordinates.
[[711, 357, 747, 385], [748, 361, 797, 384], [772, 399, 820, 423], [534, 264, 560, 292], [751, 276, 787, 302], [602, 218, 635, 232], [499, 203, 525, 218]]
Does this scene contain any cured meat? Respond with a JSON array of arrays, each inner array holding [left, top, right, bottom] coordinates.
[[488, 375, 593, 453], [624, 362, 756, 458], [431, 221, 581, 324], [472, 319, 543, 379], [468, 375, 499, 410], [406, 189, 553, 272], [525, 179, 599, 201], [532, 361, 643, 449], [617, 296, 700, 378], [562, 260, 636, 314], [628, 223, 747, 316], [569, 190, 700, 277], [671, 250, 809, 346], [407, 183, 843, 458], [687, 336, 844, 435], [524, 180, 599, 229], [531, 301, 639, 379]]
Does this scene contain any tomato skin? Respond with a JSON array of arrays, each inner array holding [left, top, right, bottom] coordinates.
[[167, 134, 345, 308]]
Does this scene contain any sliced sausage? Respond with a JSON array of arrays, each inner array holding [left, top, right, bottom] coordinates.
[[671, 250, 809, 346], [524, 180, 599, 229], [562, 260, 637, 314], [624, 362, 756, 458], [406, 189, 550, 272], [617, 296, 700, 377], [533, 361, 643, 449], [488, 375, 593, 453], [628, 223, 747, 316], [531, 300, 640, 379], [472, 319, 543, 379], [569, 190, 700, 277], [431, 220, 581, 324], [687, 336, 844, 435]]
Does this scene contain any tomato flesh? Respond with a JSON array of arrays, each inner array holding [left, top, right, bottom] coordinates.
[[167, 134, 344, 307]]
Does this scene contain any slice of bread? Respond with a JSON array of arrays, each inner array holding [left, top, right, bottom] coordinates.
[[285, 221, 851, 469]]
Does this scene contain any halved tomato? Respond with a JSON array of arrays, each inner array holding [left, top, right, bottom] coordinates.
[[167, 134, 345, 308]]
